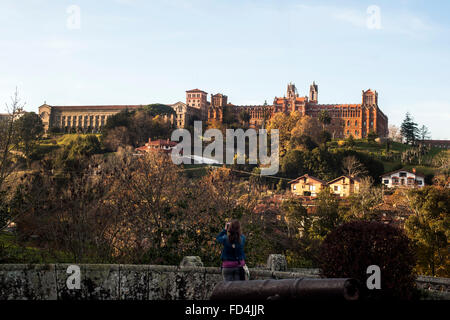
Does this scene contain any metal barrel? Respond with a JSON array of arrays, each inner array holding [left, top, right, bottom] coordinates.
[[210, 278, 361, 301]]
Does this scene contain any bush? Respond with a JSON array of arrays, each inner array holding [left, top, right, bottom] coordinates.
[[367, 131, 378, 142], [319, 221, 417, 300]]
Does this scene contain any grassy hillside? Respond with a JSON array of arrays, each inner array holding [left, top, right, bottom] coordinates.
[[329, 139, 445, 176], [0, 232, 73, 264]]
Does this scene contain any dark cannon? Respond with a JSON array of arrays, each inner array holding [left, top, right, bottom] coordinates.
[[210, 278, 361, 301]]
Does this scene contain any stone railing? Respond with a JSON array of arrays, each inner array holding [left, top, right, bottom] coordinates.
[[416, 276, 450, 300], [0, 263, 319, 300], [0, 255, 448, 300]]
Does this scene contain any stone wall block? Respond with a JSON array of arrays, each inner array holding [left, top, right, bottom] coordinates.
[[266, 254, 287, 272], [0, 264, 56, 300], [119, 264, 149, 300]]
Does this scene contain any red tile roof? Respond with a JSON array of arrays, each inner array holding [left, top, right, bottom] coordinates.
[[380, 168, 425, 178], [288, 174, 326, 185], [186, 89, 207, 94], [327, 175, 361, 185]]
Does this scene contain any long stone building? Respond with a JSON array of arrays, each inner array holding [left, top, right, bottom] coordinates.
[[38, 82, 388, 139], [38, 104, 176, 133]]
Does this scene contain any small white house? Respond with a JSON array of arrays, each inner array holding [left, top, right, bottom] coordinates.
[[381, 169, 425, 188]]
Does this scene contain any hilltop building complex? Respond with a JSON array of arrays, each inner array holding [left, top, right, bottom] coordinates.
[[38, 82, 388, 139]]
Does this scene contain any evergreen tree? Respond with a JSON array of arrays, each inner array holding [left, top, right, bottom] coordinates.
[[400, 112, 419, 145]]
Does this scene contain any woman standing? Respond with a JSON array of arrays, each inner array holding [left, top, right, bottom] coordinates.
[[216, 219, 247, 281]]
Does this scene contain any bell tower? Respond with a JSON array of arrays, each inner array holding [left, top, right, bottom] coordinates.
[[309, 81, 318, 103], [287, 82, 298, 99], [362, 89, 378, 105]]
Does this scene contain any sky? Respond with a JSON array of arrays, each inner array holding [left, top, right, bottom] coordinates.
[[0, 0, 449, 139]]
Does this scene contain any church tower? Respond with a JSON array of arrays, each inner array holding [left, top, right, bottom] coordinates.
[[287, 82, 298, 99], [362, 89, 378, 105], [309, 81, 318, 103]]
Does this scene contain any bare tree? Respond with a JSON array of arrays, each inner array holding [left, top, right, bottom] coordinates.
[[432, 151, 450, 188], [0, 89, 24, 189], [0, 89, 25, 229], [388, 125, 403, 143], [342, 156, 368, 178], [346, 177, 383, 221], [418, 125, 431, 141]]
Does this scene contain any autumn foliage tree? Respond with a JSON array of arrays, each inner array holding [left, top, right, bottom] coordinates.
[[404, 186, 449, 277], [14, 150, 271, 266]]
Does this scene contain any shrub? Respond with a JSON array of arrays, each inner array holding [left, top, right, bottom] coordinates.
[[367, 131, 378, 142], [319, 221, 417, 300]]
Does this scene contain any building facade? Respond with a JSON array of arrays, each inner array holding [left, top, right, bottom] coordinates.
[[38, 104, 145, 133], [170, 101, 201, 128], [381, 169, 425, 188], [38, 82, 388, 137], [186, 89, 209, 121], [288, 174, 326, 197], [198, 82, 388, 138], [327, 175, 361, 197], [135, 138, 177, 154], [289, 174, 361, 198], [420, 140, 450, 149], [38, 104, 176, 133]]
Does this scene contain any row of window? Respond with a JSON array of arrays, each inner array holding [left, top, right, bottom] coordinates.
[[383, 178, 423, 185], [61, 122, 104, 127], [57, 115, 109, 121], [187, 93, 204, 98]]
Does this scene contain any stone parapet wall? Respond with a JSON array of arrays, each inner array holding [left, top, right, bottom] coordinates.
[[0, 264, 318, 300], [416, 275, 450, 300], [0, 264, 448, 300]]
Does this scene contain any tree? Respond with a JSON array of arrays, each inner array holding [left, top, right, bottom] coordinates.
[[290, 115, 322, 146], [0, 89, 24, 229], [0, 90, 23, 190], [318, 110, 331, 130], [345, 135, 355, 148], [342, 156, 368, 178], [290, 134, 318, 151], [388, 125, 403, 143], [432, 151, 450, 188], [400, 112, 419, 145], [302, 148, 339, 181], [102, 108, 172, 151], [238, 110, 251, 126], [312, 187, 342, 240], [345, 177, 383, 221], [367, 131, 378, 142], [320, 221, 417, 299], [280, 197, 320, 264], [404, 186, 449, 277], [281, 198, 310, 239], [142, 104, 176, 117], [15, 112, 44, 167], [418, 125, 431, 142], [266, 111, 302, 156], [280, 149, 304, 178], [317, 130, 331, 148]]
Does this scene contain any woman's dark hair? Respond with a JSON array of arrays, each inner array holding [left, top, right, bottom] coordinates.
[[228, 219, 242, 244]]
